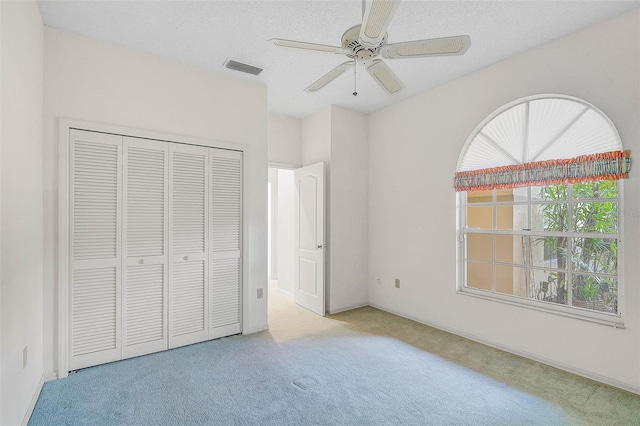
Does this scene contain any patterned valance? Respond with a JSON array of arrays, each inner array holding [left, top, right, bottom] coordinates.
[[454, 150, 631, 192]]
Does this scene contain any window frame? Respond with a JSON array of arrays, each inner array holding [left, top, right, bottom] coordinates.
[[457, 182, 625, 328]]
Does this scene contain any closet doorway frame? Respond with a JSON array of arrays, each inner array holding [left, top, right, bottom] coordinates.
[[57, 118, 251, 379]]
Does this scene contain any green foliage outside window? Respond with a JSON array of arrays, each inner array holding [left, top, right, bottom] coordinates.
[[536, 181, 618, 313]]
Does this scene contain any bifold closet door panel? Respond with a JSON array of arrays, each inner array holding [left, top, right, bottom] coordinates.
[[69, 129, 123, 370], [169, 144, 209, 348], [209, 148, 242, 339], [122, 137, 169, 359]]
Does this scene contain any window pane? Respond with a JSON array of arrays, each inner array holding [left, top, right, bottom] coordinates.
[[467, 261, 492, 291], [467, 190, 493, 203], [496, 188, 514, 202], [530, 268, 567, 305], [512, 187, 528, 202], [497, 205, 528, 230], [573, 181, 617, 200], [496, 265, 526, 297], [531, 203, 568, 231], [572, 202, 618, 233], [496, 235, 525, 264], [531, 185, 567, 201], [467, 233, 492, 261], [467, 206, 493, 229], [571, 238, 617, 275], [530, 236, 568, 269], [571, 274, 618, 314]]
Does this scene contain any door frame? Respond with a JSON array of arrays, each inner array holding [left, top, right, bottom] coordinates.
[[58, 118, 250, 379]]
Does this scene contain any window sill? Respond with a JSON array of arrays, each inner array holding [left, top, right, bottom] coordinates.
[[457, 287, 625, 329]]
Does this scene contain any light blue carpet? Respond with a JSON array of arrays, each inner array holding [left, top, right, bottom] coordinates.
[[30, 333, 570, 425]]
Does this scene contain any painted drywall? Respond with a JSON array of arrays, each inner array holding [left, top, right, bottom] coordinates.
[[276, 169, 295, 295], [368, 9, 640, 390], [329, 106, 369, 312], [300, 105, 369, 313], [301, 106, 332, 311], [268, 112, 302, 167], [0, 3, 3, 421], [43, 27, 268, 378], [1, 2, 44, 424], [268, 168, 278, 279]]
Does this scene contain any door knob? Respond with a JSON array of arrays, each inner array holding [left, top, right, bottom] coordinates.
[[317, 244, 323, 249]]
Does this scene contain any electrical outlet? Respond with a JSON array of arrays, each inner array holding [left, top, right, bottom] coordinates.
[[395, 278, 400, 289], [23, 346, 28, 368], [257, 288, 264, 299], [376, 276, 381, 286]]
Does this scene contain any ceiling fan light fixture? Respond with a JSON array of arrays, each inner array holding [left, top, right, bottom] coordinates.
[[272, 1, 470, 96]]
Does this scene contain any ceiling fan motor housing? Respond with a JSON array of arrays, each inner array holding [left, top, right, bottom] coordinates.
[[341, 24, 385, 66]]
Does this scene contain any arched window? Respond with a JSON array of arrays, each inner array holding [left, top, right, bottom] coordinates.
[[456, 95, 631, 325]]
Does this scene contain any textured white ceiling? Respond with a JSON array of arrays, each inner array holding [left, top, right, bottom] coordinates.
[[37, 1, 639, 118]]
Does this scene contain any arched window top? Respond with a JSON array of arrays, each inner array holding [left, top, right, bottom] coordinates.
[[457, 94, 623, 172]]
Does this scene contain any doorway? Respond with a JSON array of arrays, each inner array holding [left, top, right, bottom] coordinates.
[[268, 167, 296, 299]]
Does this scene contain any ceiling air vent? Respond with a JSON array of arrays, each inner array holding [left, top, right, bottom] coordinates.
[[223, 58, 263, 76]]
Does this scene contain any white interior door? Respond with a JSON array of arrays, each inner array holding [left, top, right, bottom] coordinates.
[[209, 148, 242, 339], [69, 129, 123, 370], [169, 144, 209, 348], [122, 137, 169, 358], [294, 162, 325, 316], [67, 127, 245, 372]]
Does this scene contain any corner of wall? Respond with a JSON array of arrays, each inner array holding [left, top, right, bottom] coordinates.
[[1, 1, 45, 424]]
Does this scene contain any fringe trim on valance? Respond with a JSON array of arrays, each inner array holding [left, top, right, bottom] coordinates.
[[454, 150, 631, 192]]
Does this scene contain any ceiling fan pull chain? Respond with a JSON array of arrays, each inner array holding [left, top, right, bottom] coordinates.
[[353, 57, 358, 96]]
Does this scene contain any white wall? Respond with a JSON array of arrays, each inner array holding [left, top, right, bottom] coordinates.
[[329, 106, 369, 312], [268, 112, 302, 167], [277, 169, 295, 295], [368, 9, 640, 391], [299, 105, 370, 313], [43, 27, 268, 378], [1, 2, 44, 424], [267, 168, 278, 279], [0, 3, 3, 421]]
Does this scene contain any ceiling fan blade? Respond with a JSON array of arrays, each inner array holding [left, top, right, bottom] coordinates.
[[366, 59, 403, 94], [305, 62, 354, 92], [381, 35, 471, 59], [359, 0, 401, 49], [269, 38, 346, 54]]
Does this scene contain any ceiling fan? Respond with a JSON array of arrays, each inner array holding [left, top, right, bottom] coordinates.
[[270, 0, 471, 96]]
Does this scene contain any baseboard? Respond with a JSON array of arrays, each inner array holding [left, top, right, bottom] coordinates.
[[44, 371, 58, 382], [277, 288, 293, 299], [328, 301, 369, 315], [22, 374, 44, 426], [243, 325, 269, 335], [368, 302, 640, 396]]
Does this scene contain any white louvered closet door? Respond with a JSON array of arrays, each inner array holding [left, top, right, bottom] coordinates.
[[122, 137, 169, 359], [169, 144, 210, 348], [69, 129, 123, 370], [209, 148, 242, 339]]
